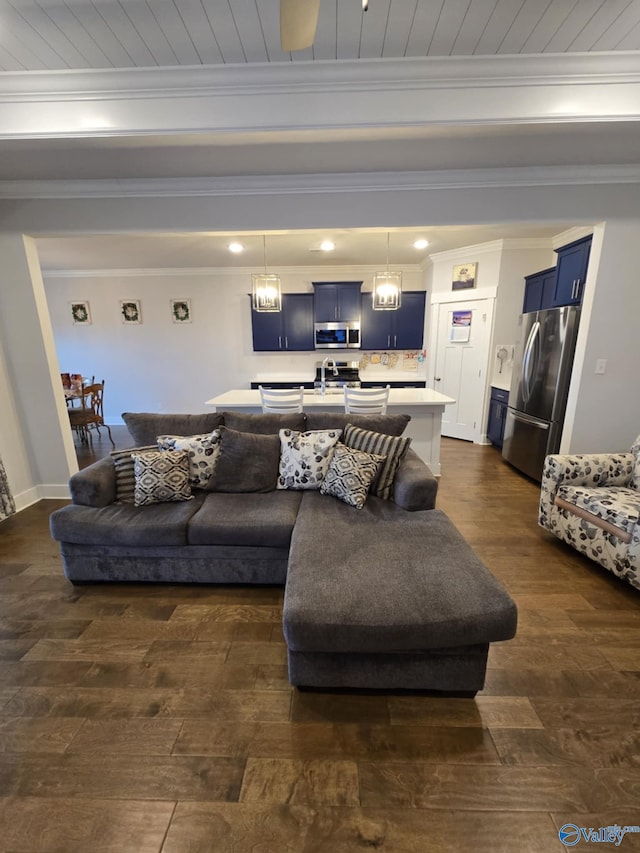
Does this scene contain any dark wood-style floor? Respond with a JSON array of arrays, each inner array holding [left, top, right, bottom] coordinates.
[[1, 426, 639, 852]]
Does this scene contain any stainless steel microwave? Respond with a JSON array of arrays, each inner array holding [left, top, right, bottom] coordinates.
[[314, 322, 361, 349]]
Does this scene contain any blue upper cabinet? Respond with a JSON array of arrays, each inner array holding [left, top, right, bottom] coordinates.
[[313, 282, 362, 323], [361, 291, 426, 350], [251, 293, 314, 351], [553, 236, 592, 307], [523, 267, 556, 313]]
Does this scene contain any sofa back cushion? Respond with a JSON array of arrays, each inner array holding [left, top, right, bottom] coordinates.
[[122, 412, 224, 447], [304, 412, 410, 436], [206, 426, 280, 493], [222, 411, 306, 434]]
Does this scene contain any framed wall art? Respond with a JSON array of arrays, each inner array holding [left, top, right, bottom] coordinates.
[[120, 300, 142, 324], [70, 301, 91, 325], [171, 299, 191, 324], [452, 263, 477, 290]]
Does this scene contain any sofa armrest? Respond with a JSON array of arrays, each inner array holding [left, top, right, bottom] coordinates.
[[68, 457, 117, 507], [541, 452, 635, 497], [393, 448, 438, 511]]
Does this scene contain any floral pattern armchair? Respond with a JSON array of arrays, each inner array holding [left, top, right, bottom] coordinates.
[[539, 436, 640, 591]]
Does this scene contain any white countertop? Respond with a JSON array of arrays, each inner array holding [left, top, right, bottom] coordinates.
[[206, 388, 455, 409]]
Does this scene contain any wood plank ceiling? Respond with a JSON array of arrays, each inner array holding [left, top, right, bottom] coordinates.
[[0, 0, 639, 72]]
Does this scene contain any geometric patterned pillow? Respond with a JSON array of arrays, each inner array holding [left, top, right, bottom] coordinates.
[[132, 450, 193, 507], [110, 445, 157, 504], [320, 443, 385, 509], [343, 423, 410, 501], [156, 430, 221, 489], [277, 428, 343, 490]]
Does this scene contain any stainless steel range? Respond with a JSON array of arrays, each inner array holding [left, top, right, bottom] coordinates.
[[314, 359, 361, 394]]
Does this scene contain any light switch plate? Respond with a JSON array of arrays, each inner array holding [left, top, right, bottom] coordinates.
[[595, 359, 607, 374]]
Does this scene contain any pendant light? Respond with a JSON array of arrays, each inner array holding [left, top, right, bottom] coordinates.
[[252, 235, 282, 312], [372, 232, 402, 310]]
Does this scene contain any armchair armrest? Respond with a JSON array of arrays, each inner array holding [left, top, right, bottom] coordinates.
[[393, 448, 438, 511], [69, 457, 117, 507], [541, 452, 635, 497]]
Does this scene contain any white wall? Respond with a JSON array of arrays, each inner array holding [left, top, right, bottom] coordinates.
[[0, 234, 77, 507], [562, 220, 640, 454], [45, 266, 426, 422]]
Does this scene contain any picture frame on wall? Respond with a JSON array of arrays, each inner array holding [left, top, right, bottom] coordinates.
[[120, 300, 142, 324], [70, 301, 91, 325], [171, 299, 191, 324], [452, 263, 477, 290]]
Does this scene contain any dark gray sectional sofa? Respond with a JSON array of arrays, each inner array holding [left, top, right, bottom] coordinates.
[[49, 410, 517, 695]]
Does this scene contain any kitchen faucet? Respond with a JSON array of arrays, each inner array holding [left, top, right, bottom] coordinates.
[[320, 357, 339, 394]]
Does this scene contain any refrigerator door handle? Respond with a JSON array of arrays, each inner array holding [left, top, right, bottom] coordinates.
[[509, 409, 550, 430], [522, 320, 540, 404]]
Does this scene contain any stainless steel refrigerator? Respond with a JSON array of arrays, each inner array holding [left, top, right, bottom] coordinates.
[[502, 305, 580, 481]]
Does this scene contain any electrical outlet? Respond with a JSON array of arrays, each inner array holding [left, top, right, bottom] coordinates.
[[595, 359, 607, 375]]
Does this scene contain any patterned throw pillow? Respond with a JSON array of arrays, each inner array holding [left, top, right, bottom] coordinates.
[[277, 428, 342, 490], [156, 430, 221, 489], [320, 443, 386, 509], [343, 423, 411, 501], [132, 450, 193, 506], [110, 445, 157, 503]]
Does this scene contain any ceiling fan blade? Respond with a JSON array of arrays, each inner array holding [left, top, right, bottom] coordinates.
[[280, 0, 321, 51]]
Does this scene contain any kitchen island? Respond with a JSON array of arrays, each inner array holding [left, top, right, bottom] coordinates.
[[205, 388, 455, 475]]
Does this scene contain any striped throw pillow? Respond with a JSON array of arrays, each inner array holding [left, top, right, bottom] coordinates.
[[343, 423, 411, 501], [111, 445, 157, 503]]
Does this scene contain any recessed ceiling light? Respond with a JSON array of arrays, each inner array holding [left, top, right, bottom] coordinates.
[[320, 240, 335, 252], [413, 239, 429, 250], [228, 242, 244, 254]]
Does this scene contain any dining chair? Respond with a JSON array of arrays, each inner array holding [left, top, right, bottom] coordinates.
[[68, 380, 115, 446], [344, 385, 390, 415], [259, 385, 305, 414]]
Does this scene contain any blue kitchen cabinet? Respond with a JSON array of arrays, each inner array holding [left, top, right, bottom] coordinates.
[[553, 236, 592, 306], [523, 267, 556, 313], [313, 282, 362, 323], [361, 291, 426, 350], [251, 293, 314, 351], [487, 386, 509, 448]]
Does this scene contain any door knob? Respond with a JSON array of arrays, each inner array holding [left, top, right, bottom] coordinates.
[[435, 377, 441, 382]]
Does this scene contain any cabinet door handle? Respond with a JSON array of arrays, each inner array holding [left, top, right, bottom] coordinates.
[[387, 335, 391, 348], [285, 337, 289, 349], [278, 336, 282, 349], [394, 335, 397, 348]]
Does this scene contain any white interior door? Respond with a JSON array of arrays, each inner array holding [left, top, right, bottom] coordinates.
[[433, 299, 493, 442]]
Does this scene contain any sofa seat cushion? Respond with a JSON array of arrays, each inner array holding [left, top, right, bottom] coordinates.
[[284, 493, 517, 655], [50, 493, 205, 547], [188, 491, 302, 547], [554, 485, 640, 542]]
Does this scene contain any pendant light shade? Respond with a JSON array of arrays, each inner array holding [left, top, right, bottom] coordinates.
[[373, 233, 402, 310], [252, 236, 282, 312]]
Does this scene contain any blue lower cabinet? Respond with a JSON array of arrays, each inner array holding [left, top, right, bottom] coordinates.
[[487, 386, 509, 448]]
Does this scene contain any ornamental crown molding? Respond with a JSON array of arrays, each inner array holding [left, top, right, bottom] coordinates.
[[42, 263, 424, 279], [2, 165, 640, 200], [1, 52, 640, 100]]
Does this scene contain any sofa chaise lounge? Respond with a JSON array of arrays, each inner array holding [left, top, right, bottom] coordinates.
[[50, 410, 517, 694]]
